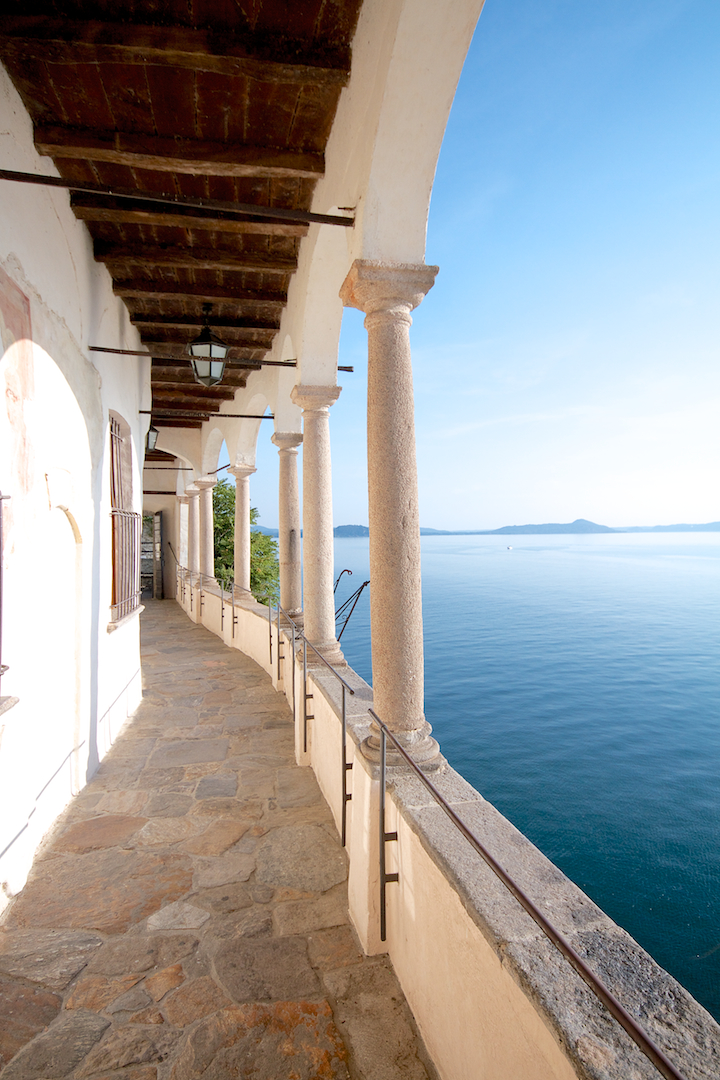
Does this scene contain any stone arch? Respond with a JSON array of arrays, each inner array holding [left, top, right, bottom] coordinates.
[[201, 424, 226, 477], [230, 391, 269, 468], [346, 0, 486, 264]]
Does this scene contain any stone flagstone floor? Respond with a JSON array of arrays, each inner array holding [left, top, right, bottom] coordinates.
[[0, 600, 436, 1080]]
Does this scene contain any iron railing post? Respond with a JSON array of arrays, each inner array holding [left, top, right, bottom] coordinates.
[[341, 683, 353, 847], [291, 622, 296, 725], [379, 725, 399, 942], [302, 637, 314, 754]]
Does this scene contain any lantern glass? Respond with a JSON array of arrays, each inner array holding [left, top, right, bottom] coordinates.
[[146, 424, 159, 451], [188, 317, 229, 387]]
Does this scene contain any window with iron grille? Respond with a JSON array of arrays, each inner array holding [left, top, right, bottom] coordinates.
[[109, 415, 141, 621]]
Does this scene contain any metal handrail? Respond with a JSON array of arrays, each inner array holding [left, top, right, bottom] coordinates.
[[272, 603, 355, 845], [369, 708, 688, 1080]]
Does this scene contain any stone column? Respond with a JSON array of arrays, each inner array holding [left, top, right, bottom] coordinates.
[[290, 385, 343, 664], [196, 477, 217, 580], [340, 260, 440, 762], [185, 484, 200, 578], [271, 432, 303, 617], [177, 494, 190, 569], [227, 465, 256, 593]]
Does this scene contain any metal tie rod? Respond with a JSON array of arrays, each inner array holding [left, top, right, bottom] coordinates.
[[0, 169, 355, 227], [90, 346, 299, 367], [91, 346, 353, 372], [369, 708, 689, 1080]]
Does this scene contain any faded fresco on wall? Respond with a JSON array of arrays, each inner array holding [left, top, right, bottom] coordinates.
[[0, 266, 33, 545]]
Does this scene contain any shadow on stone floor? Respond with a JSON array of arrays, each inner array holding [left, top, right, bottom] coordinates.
[[0, 600, 436, 1080]]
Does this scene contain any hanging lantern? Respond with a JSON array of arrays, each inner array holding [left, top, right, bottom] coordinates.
[[146, 424, 159, 452], [187, 304, 229, 387]]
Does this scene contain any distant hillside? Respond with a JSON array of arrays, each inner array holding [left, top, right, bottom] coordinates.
[[494, 518, 614, 535], [334, 524, 369, 537], [617, 522, 720, 533], [337, 519, 720, 537], [252, 526, 279, 537], [419, 519, 614, 535]]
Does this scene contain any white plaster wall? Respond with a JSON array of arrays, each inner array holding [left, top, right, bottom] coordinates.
[[387, 803, 578, 1080], [0, 62, 149, 910]]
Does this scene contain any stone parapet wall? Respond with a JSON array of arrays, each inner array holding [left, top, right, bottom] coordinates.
[[174, 585, 720, 1080]]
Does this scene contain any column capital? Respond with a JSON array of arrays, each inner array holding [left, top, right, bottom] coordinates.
[[184, 483, 200, 497], [195, 475, 217, 490], [291, 384, 341, 412], [227, 464, 256, 481], [272, 431, 303, 452], [177, 493, 190, 505], [340, 260, 439, 316]]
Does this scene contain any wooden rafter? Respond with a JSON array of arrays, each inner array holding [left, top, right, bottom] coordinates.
[[70, 195, 308, 237], [113, 282, 287, 306], [94, 243, 296, 274], [36, 127, 324, 180], [0, 19, 351, 85], [130, 314, 280, 332]]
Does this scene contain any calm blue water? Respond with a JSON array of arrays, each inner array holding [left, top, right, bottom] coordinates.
[[333, 533, 720, 1021]]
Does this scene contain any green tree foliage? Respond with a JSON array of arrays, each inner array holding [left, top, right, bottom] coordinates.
[[213, 477, 280, 604]]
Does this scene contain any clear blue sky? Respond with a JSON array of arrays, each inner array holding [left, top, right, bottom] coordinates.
[[250, 0, 720, 531]]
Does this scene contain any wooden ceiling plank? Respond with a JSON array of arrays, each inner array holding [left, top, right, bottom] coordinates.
[[131, 313, 280, 331], [70, 194, 308, 236], [154, 419, 203, 429], [36, 126, 325, 180], [0, 19, 351, 86], [114, 281, 287, 305], [149, 384, 237, 399], [95, 242, 296, 273]]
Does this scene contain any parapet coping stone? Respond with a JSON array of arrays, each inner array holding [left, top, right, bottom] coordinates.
[[303, 659, 720, 1080]]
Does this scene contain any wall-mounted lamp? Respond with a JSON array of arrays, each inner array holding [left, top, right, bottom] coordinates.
[[146, 424, 159, 452], [187, 303, 229, 387]]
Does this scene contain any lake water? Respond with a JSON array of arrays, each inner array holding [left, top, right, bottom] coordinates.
[[332, 532, 720, 1021]]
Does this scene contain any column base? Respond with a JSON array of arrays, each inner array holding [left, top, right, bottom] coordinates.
[[306, 637, 346, 668], [361, 719, 440, 765]]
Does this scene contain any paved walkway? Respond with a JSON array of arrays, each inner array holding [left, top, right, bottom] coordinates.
[[0, 601, 435, 1080]]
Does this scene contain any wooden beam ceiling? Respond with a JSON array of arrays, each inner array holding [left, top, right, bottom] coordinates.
[[0, 2, 363, 429], [0, 18, 351, 85]]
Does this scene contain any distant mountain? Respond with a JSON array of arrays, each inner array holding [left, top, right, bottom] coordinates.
[[494, 518, 614, 535], [616, 522, 720, 533], [252, 526, 279, 536], [419, 519, 614, 535], [334, 524, 369, 537], [337, 519, 720, 537]]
